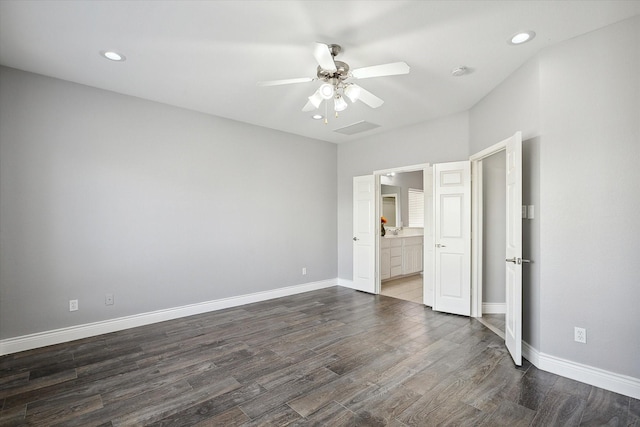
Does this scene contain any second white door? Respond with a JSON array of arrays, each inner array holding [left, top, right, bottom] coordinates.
[[352, 175, 376, 294], [433, 161, 471, 316]]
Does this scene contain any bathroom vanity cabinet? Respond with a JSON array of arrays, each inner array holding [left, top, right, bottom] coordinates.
[[380, 235, 423, 280]]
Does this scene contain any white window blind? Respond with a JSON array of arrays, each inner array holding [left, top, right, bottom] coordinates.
[[408, 189, 424, 227]]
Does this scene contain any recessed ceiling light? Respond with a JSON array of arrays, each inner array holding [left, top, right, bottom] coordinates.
[[312, 114, 323, 120], [100, 50, 126, 61], [509, 31, 536, 45]]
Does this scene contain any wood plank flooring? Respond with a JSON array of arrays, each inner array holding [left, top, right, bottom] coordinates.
[[1, 287, 638, 426], [477, 314, 506, 340]]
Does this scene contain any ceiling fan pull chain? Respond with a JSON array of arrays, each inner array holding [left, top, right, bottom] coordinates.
[[324, 101, 328, 125]]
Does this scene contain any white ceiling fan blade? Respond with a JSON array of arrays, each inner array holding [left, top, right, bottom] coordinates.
[[355, 85, 384, 108], [257, 77, 314, 87], [351, 62, 410, 79], [313, 42, 337, 72]]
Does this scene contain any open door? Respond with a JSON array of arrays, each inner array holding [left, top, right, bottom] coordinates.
[[505, 132, 523, 365], [433, 161, 471, 316], [352, 175, 376, 294]]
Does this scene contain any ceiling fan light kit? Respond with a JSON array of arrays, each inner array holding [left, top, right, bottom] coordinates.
[[258, 42, 409, 123]]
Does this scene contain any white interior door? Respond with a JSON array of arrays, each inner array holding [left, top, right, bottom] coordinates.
[[433, 161, 471, 316], [352, 175, 376, 294], [423, 166, 434, 306], [505, 132, 523, 365]]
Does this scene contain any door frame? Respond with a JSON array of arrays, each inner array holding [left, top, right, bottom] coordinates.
[[363, 139, 514, 315], [373, 163, 430, 295], [469, 139, 509, 317]]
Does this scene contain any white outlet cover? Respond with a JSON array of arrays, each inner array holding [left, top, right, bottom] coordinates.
[[574, 327, 587, 343]]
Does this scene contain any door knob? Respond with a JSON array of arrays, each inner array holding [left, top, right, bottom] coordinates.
[[506, 257, 531, 264], [436, 243, 446, 248], [353, 237, 359, 241]]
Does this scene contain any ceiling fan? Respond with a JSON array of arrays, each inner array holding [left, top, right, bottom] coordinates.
[[257, 43, 410, 119]]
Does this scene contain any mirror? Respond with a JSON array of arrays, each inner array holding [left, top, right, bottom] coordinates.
[[381, 171, 423, 229], [381, 185, 401, 227], [382, 195, 399, 227]]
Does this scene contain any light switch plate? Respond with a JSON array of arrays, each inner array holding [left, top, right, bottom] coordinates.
[[528, 205, 535, 219], [521, 206, 527, 219]]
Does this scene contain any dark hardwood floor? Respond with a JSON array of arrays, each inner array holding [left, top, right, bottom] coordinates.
[[1, 287, 637, 426]]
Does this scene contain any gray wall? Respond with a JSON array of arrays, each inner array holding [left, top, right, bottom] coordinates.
[[337, 112, 470, 279], [469, 16, 639, 378], [537, 17, 640, 377], [482, 151, 506, 304], [0, 66, 337, 339]]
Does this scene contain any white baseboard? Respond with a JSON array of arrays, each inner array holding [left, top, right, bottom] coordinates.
[[522, 340, 540, 366], [0, 279, 337, 356], [522, 341, 640, 400], [482, 302, 506, 314], [337, 278, 355, 289]]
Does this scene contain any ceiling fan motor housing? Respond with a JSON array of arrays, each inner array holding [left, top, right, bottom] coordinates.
[[317, 61, 350, 81]]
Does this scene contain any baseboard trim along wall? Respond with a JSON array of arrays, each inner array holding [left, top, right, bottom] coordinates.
[[523, 341, 640, 400], [0, 279, 337, 356], [481, 302, 506, 314], [337, 278, 355, 289]]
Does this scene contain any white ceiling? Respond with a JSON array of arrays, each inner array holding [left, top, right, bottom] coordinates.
[[1, 1, 639, 144]]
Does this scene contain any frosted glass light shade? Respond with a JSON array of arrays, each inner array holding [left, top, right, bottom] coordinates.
[[334, 96, 348, 112], [344, 84, 361, 102], [308, 90, 323, 108], [319, 83, 334, 100]]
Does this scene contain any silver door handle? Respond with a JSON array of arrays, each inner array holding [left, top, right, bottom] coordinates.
[[436, 243, 446, 248], [353, 237, 359, 241], [506, 257, 532, 264]]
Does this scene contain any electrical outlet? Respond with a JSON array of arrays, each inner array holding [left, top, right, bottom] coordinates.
[[69, 299, 79, 312], [574, 327, 586, 343], [302, 267, 307, 275], [105, 293, 114, 306]]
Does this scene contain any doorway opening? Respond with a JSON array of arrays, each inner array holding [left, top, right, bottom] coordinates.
[[374, 163, 430, 304], [473, 150, 507, 338], [470, 131, 524, 365]]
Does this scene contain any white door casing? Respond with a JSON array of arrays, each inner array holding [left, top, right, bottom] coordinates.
[[352, 175, 376, 294], [505, 132, 523, 365], [423, 167, 434, 306], [433, 161, 471, 316]]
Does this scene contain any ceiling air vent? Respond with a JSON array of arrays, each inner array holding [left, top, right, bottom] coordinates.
[[333, 120, 380, 135]]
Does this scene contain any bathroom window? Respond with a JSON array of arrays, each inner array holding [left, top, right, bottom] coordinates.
[[408, 189, 424, 227]]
